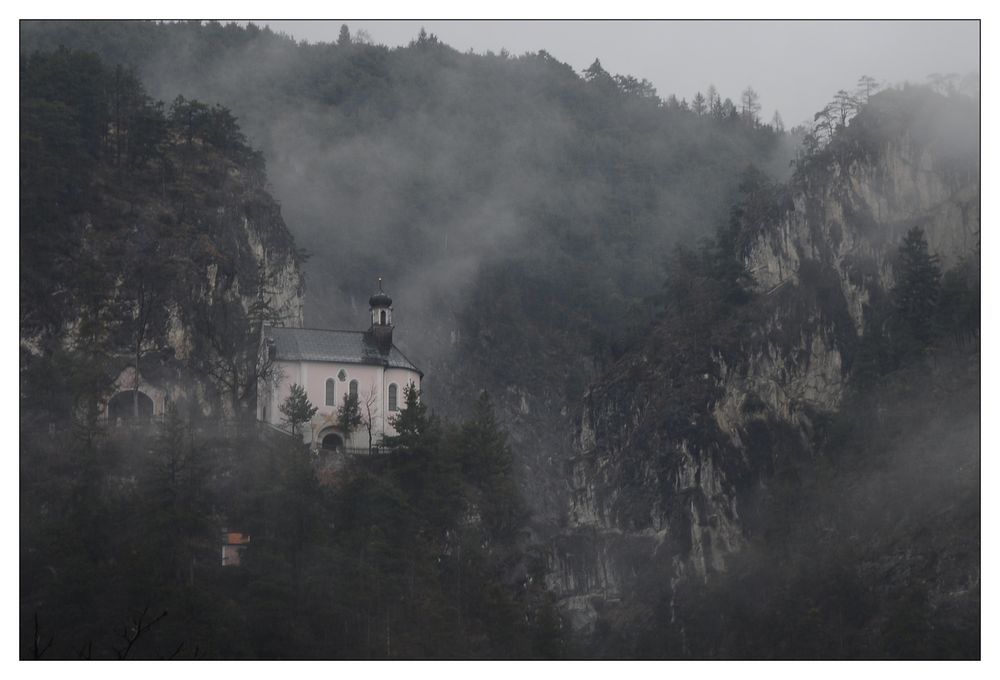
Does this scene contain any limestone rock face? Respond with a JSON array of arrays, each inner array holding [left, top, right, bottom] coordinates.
[[549, 109, 980, 634], [746, 138, 979, 335], [25, 131, 306, 421]]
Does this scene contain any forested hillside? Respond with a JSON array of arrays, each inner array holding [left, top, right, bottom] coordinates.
[[20, 22, 979, 659], [20, 48, 560, 659], [20, 20, 800, 523], [20, 46, 303, 427], [555, 85, 980, 657]]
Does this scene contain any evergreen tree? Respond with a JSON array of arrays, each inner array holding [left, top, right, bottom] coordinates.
[[583, 58, 617, 94], [386, 382, 428, 450], [891, 226, 942, 352], [938, 250, 980, 347], [706, 84, 722, 117], [692, 91, 707, 116], [336, 391, 363, 443], [459, 391, 526, 540], [279, 383, 316, 435], [720, 97, 739, 120], [856, 74, 879, 103], [337, 24, 351, 46]]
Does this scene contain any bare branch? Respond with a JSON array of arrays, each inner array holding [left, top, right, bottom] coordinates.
[[33, 611, 54, 660], [114, 605, 169, 660]]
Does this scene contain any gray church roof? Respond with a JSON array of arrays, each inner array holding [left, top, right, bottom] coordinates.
[[264, 326, 422, 375]]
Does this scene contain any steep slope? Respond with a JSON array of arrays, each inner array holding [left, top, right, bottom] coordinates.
[[20, 48, 303, 425], [551, 87, 979, 655], [19, 21, 798, 525], [20, 51, 562, 659]]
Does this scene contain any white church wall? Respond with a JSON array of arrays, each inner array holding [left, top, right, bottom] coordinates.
[[267, 358, 420, 448]]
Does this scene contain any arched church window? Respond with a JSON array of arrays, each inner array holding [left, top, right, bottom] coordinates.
[[326, 378, 336, 406], [388, 383, 398, 411], [338, 369, 347, 382], [349, 380, 358, 400], [380, 310, 387, 325]]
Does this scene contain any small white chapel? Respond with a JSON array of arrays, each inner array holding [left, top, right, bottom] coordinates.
[[258, 280, 423, 451]]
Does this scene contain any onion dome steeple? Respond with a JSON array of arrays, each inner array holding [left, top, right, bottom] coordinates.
[[367, 277, 394, 352], [369, 277, 393, 309]]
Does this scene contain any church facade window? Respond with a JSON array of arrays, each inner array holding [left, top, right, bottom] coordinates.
[[326, 378, 336, 406], [349, 380, 358, 400], [388, 383, 398, 411]]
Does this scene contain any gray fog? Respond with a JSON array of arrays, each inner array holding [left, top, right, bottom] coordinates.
[[259, 20, 979, 127]]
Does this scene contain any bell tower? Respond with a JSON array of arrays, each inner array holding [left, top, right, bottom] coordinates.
[[367, 277, 394, 352]]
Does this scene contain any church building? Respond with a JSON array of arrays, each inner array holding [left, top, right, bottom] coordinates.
[[258, 280, 423, 452]]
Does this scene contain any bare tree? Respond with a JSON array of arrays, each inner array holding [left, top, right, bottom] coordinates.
[[813, 103, 837, 145], [113, 605, 168, 660], [771, 110, 785, 133], [927, 72, 960, 95], [832, 89, 859, 127], [193, 270, 280, 421], [32, 612, 54, 659], [741, 86, 761, 126], [706, 84, 721, 117], [127, 276, 165, 418], [360, 384, 380, 454], [196, 299, 275, 420]]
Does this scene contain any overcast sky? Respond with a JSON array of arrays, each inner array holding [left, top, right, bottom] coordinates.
[[260, 20, 979, 126]]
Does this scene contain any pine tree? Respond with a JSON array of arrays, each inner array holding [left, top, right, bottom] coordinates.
[[337, 24, 351, 46], [692, 91, 707, 116], [459, 392, 525, 541], [387, 382, 428, 450], [856, 75, 879, 103], [582, 58, 617, 95], [938, 250, 980, 347], [279, 383, 316, 435], [891, 227, 942, 352], [336, 391, 363, 443]]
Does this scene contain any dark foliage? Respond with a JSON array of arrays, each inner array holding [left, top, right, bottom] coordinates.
[[592, 93, 978, 658], [21, 390, 566, 658]]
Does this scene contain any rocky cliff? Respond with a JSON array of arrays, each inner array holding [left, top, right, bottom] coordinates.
[[19, 50, 304, 423], [549, 87, 980, 645]]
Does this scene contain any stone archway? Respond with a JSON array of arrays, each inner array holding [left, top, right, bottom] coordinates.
[[320, 432, 344, 451], [107, 390, 154, 425]]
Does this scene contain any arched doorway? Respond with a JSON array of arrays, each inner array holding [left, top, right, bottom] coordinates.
[[321, 432, 344, 451], [108, 390, 154, 425]]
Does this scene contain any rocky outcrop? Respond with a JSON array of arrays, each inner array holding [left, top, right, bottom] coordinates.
[[550, 90, 980, 635]]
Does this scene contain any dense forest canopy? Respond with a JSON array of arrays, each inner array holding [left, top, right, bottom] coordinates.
[[19, 20, 815, 528], [19, 47, 561, 659], [20, 19, 796, 370]]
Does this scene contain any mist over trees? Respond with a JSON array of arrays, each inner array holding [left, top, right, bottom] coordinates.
[[19, 46, 560, 658], [19, 21, 816, 535], [20, 22, 979, 660], [19, 20, 796, 377]]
